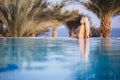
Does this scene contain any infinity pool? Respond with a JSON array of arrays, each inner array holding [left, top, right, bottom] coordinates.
[[0, 38, 120, 80]]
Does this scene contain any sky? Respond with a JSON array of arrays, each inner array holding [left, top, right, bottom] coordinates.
[[48, 0, 120, 28]]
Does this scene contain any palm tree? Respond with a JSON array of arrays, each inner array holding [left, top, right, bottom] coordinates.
[[0, 0, 86, 37], [83, 0, 120, 37], [42, 3, 80, 37], [0, 20, 3, 37], [0, 0, 49, 37], [90, 26, 100, 37], [66, 15, 83, 37], [0, 0, 76, 37]]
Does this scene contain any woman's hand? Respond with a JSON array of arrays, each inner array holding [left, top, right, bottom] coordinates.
[[84, 16, 89, 24]]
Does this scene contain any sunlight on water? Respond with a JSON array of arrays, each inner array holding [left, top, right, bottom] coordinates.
[[0, 38, 120, 80]]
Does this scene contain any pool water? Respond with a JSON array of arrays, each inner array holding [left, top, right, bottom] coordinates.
[[0, 38, 120, 80]]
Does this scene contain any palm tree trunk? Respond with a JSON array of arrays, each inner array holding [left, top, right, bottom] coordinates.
[[0, 20, 4, 37], [100, 17, 111, 37], [69, 30, 74, 37], [31, 34, 35, 37], [52, 27, 57, 38], [0, 20, 3, 32]]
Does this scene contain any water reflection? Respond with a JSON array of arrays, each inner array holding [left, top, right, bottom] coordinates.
[[0, 38, 75, 72], [0, 38, 120, 80], [100, 38, 111, 54], [72, 38, 120, 79], [0, 38, 50, 72], [78, 39, 89, 62]]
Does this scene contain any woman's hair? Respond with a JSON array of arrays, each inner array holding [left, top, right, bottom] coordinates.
[[80, 16, 90, 34], [85, 16, 90, 35]]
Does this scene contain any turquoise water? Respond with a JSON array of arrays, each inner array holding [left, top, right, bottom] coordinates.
[[0, 38, 120, 80]]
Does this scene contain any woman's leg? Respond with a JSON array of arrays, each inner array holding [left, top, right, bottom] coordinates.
[[78, 25, 85, 39]]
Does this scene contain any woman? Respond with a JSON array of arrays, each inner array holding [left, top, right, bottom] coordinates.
[[77, 16, 90, 62], [77, 16, 90, 39]]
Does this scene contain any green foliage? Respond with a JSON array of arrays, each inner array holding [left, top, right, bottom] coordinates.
[[0, 0, 82, 37], [84, 0, 120, 18], [66, 15, 83, 31], [0, 0, 54, 37], [90, 26, 100, 37], [83, 0, 120, 37]]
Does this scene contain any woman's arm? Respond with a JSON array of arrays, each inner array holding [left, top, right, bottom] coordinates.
[[84, 17, 90, 38]]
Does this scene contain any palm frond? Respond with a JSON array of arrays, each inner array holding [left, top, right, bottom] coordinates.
[[84, 0, 120, 18]]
